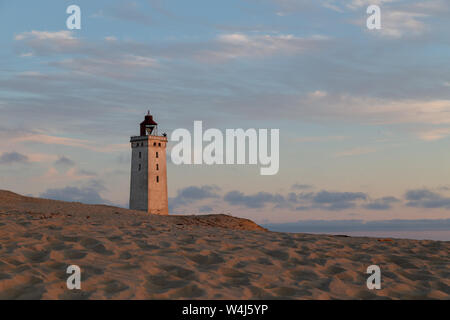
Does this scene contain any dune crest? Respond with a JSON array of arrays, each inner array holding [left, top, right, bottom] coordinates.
[[0, 190, 266, 231], [0, 190, 448, 300]]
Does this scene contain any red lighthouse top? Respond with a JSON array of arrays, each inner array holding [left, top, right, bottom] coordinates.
[[140, 111, 158, 136]]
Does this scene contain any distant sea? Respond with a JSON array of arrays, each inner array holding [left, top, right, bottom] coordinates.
[[295, 230, 450, 241], [263, 219, 450, 241]]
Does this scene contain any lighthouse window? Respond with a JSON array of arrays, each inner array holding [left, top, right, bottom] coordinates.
[[138, 164, 141, 171], [158, 143, 161, 147], [156, 152, 159, 158], [156, 176, 159, 183], [156, 164, 159, 170], [153, 142, 156, 146]]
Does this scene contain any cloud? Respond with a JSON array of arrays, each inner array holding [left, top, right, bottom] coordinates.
[[334, 147, 376, 157], [294, 205, 310, 211], [363, 196, 400, 210], [0, 152, 29, 164], [54, 156, 75, 168], [313, 190, 367, 203], [85, 179, 108, 192], [221, 188, 392, 211], [347, 0, 450, 39], [177, 185, 220, 200], [14, 30, 75, 41], [40, 186, 112, 205], [26, 153, 58, 163], [291, 183, 313, 190], [14, 30, 158, 79], [405, 189, 450, 209], [13, 134, 128, 153], [270, 0, 399, 14], [311, 190, 367, 210], [295, 135, 347, 143], [77, 169, 97, 177], [272, 0, 445, 39], [375, 11, 428, 39], [198, 205, 213, 213], [223, 190, 285, 208], [198, 33, 329, 62], [102, 1, 152, 25], [52, 55, 158, 78], [14, 30, 80, 55], [169, 185, 220, 211], [295, 93, 450, 130], [416, 128, 450, 141], [308, 90, 328, 98]]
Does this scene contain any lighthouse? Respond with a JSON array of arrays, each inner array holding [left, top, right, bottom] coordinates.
[[129, 111, 169, 215]]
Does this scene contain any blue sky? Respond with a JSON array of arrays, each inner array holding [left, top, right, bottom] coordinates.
[[1, 0, 450, 226]]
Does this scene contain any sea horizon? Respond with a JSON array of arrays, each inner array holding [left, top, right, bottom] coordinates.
[[263, 219, 450, 241]]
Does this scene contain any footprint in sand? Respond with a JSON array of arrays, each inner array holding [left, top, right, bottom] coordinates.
[[0, 276, 45, 299], [64, 249, 88, 260], [46, 240, 70, 251], [162, 265, 197, 280], [47, 261, 67, 271], [289, 269, 319, 282], [145, 275, 188, 294], [262, 249, 289, 261], [58, 291, 92, 300], [47, 225, 62, 231], [79, 265, 104, 280], [220, 268, 251, 287], [4, 243, 19, 254], [247, 286, 274, 299], [135, 240, 159, 251], [119, 251, 133, 260], [169, 284, 205, 299], [386, 254, 419, 269], [255, 257, 273, 265], [16, 221, 31, 227], [103, 279, 130, 298], [233, 261, 248, 268], [187, 253, 225, 267], [107, 235, 123, 243], [159, 241, 171, 248], [271, 286, 300, 298], [0, 272, 12, 280], [22, 249, 50, 263], [324, 265, 347, 275], [80, 237, 113, 255], [57, 235, 80, 243], [14, 264, 32, 273], [177, 236, 196, 245], [23, 232, 43, 240]]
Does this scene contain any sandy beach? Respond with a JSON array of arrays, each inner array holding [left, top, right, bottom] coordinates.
[[0, 190, 448, 300]]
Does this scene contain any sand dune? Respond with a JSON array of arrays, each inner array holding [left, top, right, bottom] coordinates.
[[0, 190, 448, 299]]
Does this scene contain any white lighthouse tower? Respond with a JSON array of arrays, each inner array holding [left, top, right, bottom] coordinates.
[[129, 111, 169, 215]]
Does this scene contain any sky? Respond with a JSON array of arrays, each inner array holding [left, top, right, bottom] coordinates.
[[1, 0, 450, 232]]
